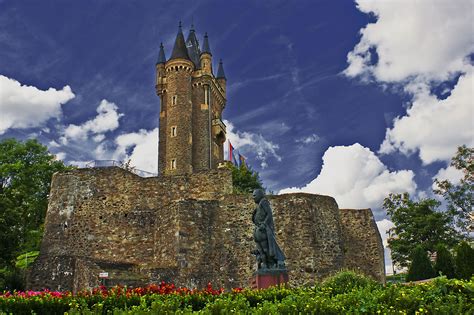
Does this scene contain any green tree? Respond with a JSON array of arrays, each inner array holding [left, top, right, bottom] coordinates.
[[434, 243, 456, 279], [454, 241, 474, 280], [228, 163, 263, 194], [434, 145, 473, 237], [0, 138, 69, 268], [406, 245, 436, 281], [383, 193, 460, 268]]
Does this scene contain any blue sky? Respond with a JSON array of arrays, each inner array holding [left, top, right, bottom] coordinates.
[[1, 0, 473, 273]]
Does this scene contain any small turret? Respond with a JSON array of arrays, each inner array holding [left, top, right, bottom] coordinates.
[[186, 24, 201, 69], [157, 42, 166, 64], [155, 43, 166, 97], [216, 59, 226, 92], [170, 22, 191, 61], [200, 33, 212, 75], [201, 32, 211, 54]]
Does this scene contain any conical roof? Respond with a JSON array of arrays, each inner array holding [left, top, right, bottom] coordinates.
[[216, 59, 226, 79], [201, 32, 211, 55], [157, 43, 166, 64], [170, 22, 190, 61], [186, 25, 201, 68]]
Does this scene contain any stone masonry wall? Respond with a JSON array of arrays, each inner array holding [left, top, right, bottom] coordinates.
[[28, 167, 384, 291], [340, 209, 385, 283]]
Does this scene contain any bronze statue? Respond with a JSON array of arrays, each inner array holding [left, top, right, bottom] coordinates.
[[252, 189, 286, 270]]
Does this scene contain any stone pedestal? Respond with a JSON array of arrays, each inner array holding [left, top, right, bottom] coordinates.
[[250, 269, 289, 289]]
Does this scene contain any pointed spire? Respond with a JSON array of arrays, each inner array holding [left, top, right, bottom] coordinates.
[[186, 24, 201, 68], [170, 21, 190, 60], [201, 32, 211, 55], [157, 42, 166, 64], [216, 59, 226, 79]]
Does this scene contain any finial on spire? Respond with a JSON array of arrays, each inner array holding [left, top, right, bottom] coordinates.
[[216, 59, 226, 79], [170, 21, 191, 60], [202, 32, 211, 54], [157, 42, 166, 64]]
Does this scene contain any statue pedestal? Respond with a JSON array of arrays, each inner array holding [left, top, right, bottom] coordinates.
[[250, 269, 289, 289]]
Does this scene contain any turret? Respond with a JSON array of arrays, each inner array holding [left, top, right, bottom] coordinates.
[[216, 59, 226, 93], [155, 43, 166, 97], [186, 25, 201, 69], [158, 22, 195, 176], [200, 33, 212, 75]]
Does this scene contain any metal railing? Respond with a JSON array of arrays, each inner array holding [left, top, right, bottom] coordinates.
[[84, 160, 158, 178]]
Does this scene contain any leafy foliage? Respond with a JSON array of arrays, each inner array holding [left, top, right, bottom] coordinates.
[[383, 193, 460, 268], [322, 270, 378, 295], [454, 241, 474, 280], [434, 145, 473, 236], [1, 274, 473, 314], [406, 246, 436, 281], [0, 138, 69, 269], [228, 163, 263, 194], [434, 243, 456, 279]]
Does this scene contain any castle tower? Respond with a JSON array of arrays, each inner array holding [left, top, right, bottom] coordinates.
[[156, 23, 227, 176]]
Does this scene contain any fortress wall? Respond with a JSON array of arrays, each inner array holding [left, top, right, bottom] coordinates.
[[29, 167, 384, 291], [269, 194, 345, 285], [29, 167, 232, 290], [339, 208, 385, 283]]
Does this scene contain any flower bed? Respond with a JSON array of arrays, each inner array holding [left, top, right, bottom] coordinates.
[[1, 272, 472, 314]]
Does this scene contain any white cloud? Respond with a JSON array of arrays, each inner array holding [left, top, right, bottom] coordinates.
[[376, 218, 394, 248], [346, 0, 474, 165], [376, 219, 396, 274], [345, 0, 474, 82], [279, 143, 416, 209], [224, 119, 281, 169], [432, 165, 464, 191], [55, 152, 67, 161], [295, 133, 320, 144], [113, 128, 158, 174], [0, 75, 75, 134], [379, 68, 474, 164], [64, 99, 123, 141], [48, 140, 60, 148]]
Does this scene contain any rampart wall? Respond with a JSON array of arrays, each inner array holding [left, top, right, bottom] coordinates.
[[28, 167, 384, 291]]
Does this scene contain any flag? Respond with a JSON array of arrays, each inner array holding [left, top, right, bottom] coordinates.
[[228, 141, 238, 166], [228, 141, 234, 161], [239, 153, 246, 167]]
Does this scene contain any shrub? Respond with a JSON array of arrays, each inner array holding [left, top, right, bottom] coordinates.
[[434, 243, 456, 278], [322, 270, 378, 295], [455, 241, 474, 280], [406, 246, 436, 281]]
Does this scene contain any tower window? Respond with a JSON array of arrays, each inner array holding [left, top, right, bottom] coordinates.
[[171, 126, 177, 137], [171, 159, 177, 170], [204, 86, 210, 105], [172, 95, 177, 106]]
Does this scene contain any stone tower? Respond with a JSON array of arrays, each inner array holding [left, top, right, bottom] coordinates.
[[156, 23, 227, 176]]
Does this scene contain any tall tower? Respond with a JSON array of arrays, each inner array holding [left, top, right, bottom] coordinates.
[[156, 23, 227, 176]]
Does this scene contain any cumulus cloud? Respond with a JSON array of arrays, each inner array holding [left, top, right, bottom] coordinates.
[[64, 99, 123, 141], [0, 75, 75, 134], [376, 219, 396, 274], [379, 69, 474, 164], [112, 128, 159, 174], [279, 144, 416, 209], [346, 0, 474, 165], [345, 0, 473, 82], [432, 165, 464, 191], [224, 119, 281, 169], [376, 218, 394, 248]]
